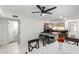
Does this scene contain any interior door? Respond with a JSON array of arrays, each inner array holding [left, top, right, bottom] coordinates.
[[8, 21, 19, 43], [68, 21, 78, 38]]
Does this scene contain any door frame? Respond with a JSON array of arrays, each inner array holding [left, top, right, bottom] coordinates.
[[3, 17, 21, 44]]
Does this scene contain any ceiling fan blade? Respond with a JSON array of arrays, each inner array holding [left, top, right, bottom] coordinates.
[[36, 5, 43, 11], [32, 12, 41, 13], [45, 6, 57, 12], [46, 12, 52, 14]]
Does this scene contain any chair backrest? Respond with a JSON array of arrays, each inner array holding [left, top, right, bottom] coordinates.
[[28, 39, 39, 43], [28, 39, 39, 52]]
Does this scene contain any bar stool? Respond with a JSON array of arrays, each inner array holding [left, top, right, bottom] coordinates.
[[28, 39, 39, 52]]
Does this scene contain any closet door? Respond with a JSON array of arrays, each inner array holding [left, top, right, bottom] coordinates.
[[2, 19, 8, 44]]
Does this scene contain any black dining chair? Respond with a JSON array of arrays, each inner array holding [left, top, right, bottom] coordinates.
[[28, 39, 39, 52], [42, 35, 49, 46], [48, 36, 55, 44]]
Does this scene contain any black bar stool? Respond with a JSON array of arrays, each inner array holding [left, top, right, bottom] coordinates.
[[28, 39, 39, 52]]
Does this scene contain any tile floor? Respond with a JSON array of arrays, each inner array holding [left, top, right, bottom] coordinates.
[[0, 41, 79, 54], [0, 42, 21, 54]]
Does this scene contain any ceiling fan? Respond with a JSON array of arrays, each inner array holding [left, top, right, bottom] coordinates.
[[32, 5, 57, 16]]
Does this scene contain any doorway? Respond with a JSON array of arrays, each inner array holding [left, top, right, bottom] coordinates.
[[8, 20, 20, 44]]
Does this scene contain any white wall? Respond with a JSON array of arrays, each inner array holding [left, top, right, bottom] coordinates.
[[0, 17, 10, 45], [0, 18, 2, 44], [0, 7, 4, 44], [0, 11, 44, 53], [19, 16, 43, 53], [0, 6, 3, 16]]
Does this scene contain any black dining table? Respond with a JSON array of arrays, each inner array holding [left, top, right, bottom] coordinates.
[[39, 32, 58, 46]]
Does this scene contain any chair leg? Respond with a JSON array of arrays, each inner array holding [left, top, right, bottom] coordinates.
[[25, 52, 27, 54], [37, 40, 39, 48], [30, 47, 33, 52], [28, 44, 31, 52], [47, 38, 50, 44], [43, 39, 45, 46], [43, 39, 47, 46], [77, 42, 78, 46]]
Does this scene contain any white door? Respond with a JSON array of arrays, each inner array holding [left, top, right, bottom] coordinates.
[[8, 21, 19, 43], [68, 21, 78, 38]]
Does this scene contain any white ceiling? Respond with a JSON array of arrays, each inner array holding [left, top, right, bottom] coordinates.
[[1, 5, 79, 20]]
